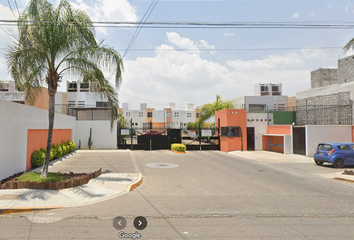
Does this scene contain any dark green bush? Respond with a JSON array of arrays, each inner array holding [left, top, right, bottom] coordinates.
[[171, 144, 186, 152], [54, 145, 63, 159], [30, 141, 76, 168], [31, 150, 45, 167]]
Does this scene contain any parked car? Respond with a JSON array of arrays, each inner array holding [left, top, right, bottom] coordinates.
[[313, 142, 354, 168], [142, 131, 162, 136]]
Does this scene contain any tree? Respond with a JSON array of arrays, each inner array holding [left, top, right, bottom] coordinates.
[[198, 94, 234, 124], [6, 0, 123, 177]]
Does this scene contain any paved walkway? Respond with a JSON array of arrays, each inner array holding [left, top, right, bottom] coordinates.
[[229, 150, 354, 182], [0, 150, 142, 213]]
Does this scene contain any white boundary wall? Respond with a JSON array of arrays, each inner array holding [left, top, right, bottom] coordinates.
[[75, 121, 117, 149], [246, 113, 272, 150], [0, 99, 76, 180], [305, 125, 352, 157]]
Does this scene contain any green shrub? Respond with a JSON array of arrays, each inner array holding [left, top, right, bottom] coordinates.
[[171, 144, 186, 152], [62, 145, 68, 155], [50, 148, 55, 161], [31, 150, 45, 167], [53, 145, 63, 159]]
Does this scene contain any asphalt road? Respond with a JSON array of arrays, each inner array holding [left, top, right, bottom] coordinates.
[[2, 150, 354, 239]]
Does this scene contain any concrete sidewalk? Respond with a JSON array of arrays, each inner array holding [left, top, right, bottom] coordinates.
[[229, 150, 354, 183], [0, 150, 142, 213]]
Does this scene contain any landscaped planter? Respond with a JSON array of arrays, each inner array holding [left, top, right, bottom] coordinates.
[[0, 168, 102, 190], [171, 144, 186, 154]]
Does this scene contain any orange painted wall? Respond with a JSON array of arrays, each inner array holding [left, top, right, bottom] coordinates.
[[26, 129, 72, 171], [262, 135, 284, 153], [215, 109, 247, 152], [25, 87, 49, 110], [267, 125, 291, 135]]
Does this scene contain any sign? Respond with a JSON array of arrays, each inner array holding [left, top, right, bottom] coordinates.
[[201, 129, 212, 137], [121, 129, 130, 136], [189, 131, 197, 138]]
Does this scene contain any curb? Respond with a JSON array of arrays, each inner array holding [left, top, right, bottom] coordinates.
[[125, 173, 143, 192], [171, 150, 186, 154], [333, 177, 354, 183], [0, 206, 62, 215]]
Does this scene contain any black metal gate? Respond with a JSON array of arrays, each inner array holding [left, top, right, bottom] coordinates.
[[181, 128, 220, 151], [293, 126, 306, 155], [118, 122, 219, 151], [117, 121, 181, 150]]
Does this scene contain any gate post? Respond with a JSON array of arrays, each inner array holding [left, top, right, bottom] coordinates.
[[130, 119, 133, 150], [149, 120, 152, 151], [199, 122, 202, 151]]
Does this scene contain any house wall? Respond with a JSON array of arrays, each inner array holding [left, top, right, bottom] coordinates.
[[246, 113, 269, 150], [267, 125, 292, 135], [215, 109, 247, 152], [338, 56, 354, 84], [305, 125, 352, 157], [26, 129, 72, 170], [0, 99, 76, 180], [311, 68, 338, 88], [74, 121, 117, 149]]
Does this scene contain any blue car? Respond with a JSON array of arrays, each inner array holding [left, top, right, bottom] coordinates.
[[314, 142, 354, 168]]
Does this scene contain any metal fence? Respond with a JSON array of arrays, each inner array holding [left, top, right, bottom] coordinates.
[[55, 104, 111, 120], [295, 104, 353, 125]]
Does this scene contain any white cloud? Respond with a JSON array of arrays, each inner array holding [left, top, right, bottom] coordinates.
[[224, 30, 234, 37], [345, 4, 350, 12], [69, 0, 138, 35], [166, 32, 216, 54], [293, 12, 299, 18], [118, 33, 338, 107]]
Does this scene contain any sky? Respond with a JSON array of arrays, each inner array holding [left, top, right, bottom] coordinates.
[[1, 0, 354, 110]]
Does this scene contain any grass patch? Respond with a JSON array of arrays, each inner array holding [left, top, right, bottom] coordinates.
[[17, 172, 67, 183]]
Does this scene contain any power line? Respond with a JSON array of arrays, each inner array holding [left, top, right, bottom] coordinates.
[[3, 20, 354, 29], [13, 0, 20, 16], [7, 0, 15, 18], [123, 0, 159, 59]]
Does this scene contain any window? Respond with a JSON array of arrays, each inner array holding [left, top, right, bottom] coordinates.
[[174, 112, 179, 117], [187, 113, 192, 117], [221, 127, 241, 137], [260, 85, 268, 91], [68, 101, 75, 107], [148, 112, 152, 117], [196, 113, 200, 118], [166, 113, 171, 118], [249, 104, 266, 112], [126, 112, 131, 117], [272, 85, 279, 92], [338, 144, 351, 151], [135, 123, 138, 126], [139, 112, 143, 117], [96, 102, 109, 108], [78, 101, 85, 107]]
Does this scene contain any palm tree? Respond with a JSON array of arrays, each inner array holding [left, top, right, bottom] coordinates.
[[6, 0, 123, 178], [198, 94, 234, 124]]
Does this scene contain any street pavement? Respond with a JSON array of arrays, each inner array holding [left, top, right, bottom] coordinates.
[[1, 150, 354, 239]]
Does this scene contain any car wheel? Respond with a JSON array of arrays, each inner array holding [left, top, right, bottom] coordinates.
[[315, 161, 324, 166], [333, 158, 345, 168]]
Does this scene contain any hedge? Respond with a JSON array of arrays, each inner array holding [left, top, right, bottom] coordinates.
[[171, 144, 186, 152], [31, 141, 76, 168]]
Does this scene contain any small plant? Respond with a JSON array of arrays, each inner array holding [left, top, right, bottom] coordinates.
[[88, 128, 93, 149], [78, 140, 81, 149], [171, 144, 186, 152], [31, 150, 45, 167]]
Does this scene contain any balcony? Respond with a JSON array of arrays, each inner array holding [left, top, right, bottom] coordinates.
[[0, 82, 10, 92], [68, 82, 77, 92], [80, 83, 89, 92]]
